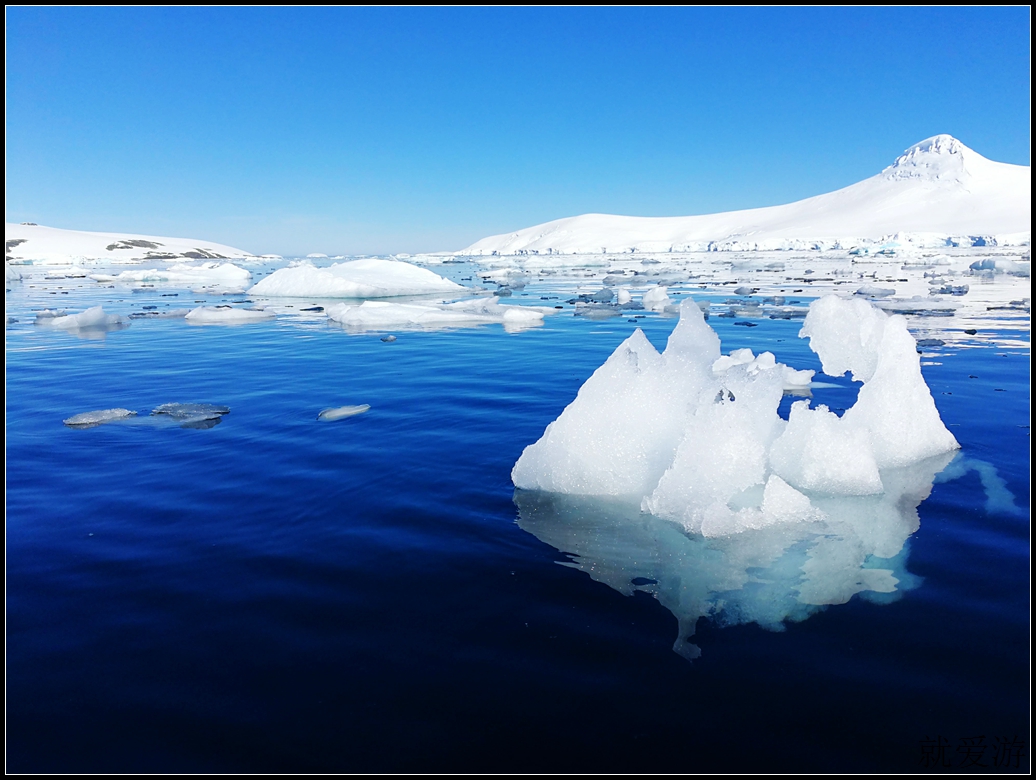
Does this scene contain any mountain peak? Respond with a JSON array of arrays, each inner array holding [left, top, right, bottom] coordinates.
[[883, 134, 977, 182]]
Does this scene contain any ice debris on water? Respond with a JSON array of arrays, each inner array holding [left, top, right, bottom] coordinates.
[[512, 295, 959, 537], [64, 408, 138, 428], [318, 404, 371, 421]]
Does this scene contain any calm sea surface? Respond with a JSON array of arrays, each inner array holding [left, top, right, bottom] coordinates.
[[6, 261, 1030, 772]]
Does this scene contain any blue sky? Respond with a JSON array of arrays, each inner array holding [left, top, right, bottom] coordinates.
[[6, 7, 1031, 255]]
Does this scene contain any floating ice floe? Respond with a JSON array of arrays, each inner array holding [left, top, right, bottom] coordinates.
[[151, 402, 230, 428], [44, 266, 90, 279], [512, 295, 959, 537], [89, 262, 252, 288], [318, 404, 370, 421], [855, 284, 896, 297], [968, 258, 1030, 277], [249, 258, 465, 298], [38, 305, 125, 331], [63, 408, 138, 428], [325, 298, 552, 331], [184, 305, 275, 324], [64, 403, 230, 429]]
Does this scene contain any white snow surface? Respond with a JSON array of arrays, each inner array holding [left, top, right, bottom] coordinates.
[[5, 223, 254, 265], [464, 136, 1030, 255], [325, 297, 552, 331], [512, 295, 959, 536], [249, 258, 465, 298]]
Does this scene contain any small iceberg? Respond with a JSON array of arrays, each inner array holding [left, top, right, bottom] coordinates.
[[318, 404, 371, 421], [641, 285, 670, 311], [39, 305, 125, 331]]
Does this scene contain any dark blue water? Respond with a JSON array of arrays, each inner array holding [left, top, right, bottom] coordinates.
[[6, 291, 1030, 772]]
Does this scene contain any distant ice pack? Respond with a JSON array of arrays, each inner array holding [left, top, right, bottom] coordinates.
[[512, 295, 959, 536]]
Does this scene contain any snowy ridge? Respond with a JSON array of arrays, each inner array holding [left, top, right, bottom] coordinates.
[[6, 223, 255, 265], [462, 136, 1030, 255]]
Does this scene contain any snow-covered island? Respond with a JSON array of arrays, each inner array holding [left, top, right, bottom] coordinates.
[[5, 223, 258, 265], [462, 135, 1030, 255]]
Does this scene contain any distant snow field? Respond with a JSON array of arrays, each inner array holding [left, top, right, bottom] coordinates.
[[462, 135, 1030, 256]]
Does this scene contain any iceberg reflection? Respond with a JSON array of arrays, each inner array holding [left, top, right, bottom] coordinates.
[[514, 451, 955, 661]]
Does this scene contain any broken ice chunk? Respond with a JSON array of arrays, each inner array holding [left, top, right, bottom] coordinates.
[[641, 285, 670, 311]]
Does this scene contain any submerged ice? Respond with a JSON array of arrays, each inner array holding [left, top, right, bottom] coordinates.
[[512, 295, 959, 536], [515, 448, 953, 661]]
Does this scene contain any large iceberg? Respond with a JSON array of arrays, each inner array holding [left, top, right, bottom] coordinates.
[[249, 258, 464, 298], [512, 295, 959, 536]]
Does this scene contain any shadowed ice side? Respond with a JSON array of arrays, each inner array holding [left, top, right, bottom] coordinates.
[[515, 450, 955, 661]]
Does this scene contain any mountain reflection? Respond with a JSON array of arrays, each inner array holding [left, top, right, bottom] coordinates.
[[514, 451, 957, 661]]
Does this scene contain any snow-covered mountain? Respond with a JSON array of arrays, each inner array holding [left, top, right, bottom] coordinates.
[[461, 135, 1031, 255], [5, 223, 257, 265]]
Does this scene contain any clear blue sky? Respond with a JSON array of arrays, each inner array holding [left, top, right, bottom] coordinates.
[[6, 7, 1031, 255]]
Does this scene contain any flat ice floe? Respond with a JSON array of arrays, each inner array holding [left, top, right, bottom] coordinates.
[[63, 408, 138, 428], [325, 298, 553, 331], [64, 403, 230, 429], [512, 295, 959, 537], [318, 404, 370, 421], [185, 305, 275, 324], [89, 262, 252, 288], [249, 258, 464, 298]]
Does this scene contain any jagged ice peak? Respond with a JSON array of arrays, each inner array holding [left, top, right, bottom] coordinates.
[[883, 134, 978, 182]]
